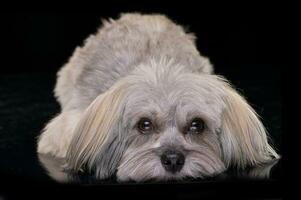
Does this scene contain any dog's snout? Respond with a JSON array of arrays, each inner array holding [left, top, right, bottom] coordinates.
[[161, 150, 185, 173]]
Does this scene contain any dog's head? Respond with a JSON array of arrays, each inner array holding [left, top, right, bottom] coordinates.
[[66, 59, 279, 182]]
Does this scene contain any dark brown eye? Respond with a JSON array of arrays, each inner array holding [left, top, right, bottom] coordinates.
[[188, 118, 205, 134], [137, 118, 153, 133]]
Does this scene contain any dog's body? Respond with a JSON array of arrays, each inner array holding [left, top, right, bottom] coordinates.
[[38, 13, 279, 181]]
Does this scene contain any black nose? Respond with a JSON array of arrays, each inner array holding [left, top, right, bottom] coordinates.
[[160, 150, 185, 173]]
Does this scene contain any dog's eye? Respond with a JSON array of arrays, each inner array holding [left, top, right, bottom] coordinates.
[[137, 118, 153, 133], [188, 118, 205, 134]]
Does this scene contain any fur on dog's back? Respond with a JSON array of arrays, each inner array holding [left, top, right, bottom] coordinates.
[[55, 13, 213, 111]]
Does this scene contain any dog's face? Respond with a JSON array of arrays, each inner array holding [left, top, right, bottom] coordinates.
[[66, 61, 278, 182], [116, 70, 226, 181]]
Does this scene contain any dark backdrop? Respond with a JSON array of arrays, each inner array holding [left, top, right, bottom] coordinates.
[[1, 11, 281, 75], [0, 8, 282, 199]]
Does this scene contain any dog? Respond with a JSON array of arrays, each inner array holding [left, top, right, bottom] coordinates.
[[37, 13, 279, 182]]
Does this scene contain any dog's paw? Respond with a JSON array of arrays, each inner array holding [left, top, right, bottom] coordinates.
[[37, 111, 82, 158], [37, 132, 68, 158], [37, 113, 70, 158]]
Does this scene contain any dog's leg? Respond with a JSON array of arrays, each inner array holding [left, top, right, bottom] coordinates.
[[37, 110, 82, 158]]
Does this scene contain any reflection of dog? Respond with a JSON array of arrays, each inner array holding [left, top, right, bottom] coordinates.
[[37, 13, 279, 182]]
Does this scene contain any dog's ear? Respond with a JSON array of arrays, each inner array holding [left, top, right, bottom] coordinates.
[[66, 79, 129, 179], [219, 81, 279, 169]]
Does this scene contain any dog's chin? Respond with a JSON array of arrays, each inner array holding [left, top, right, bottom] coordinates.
[[115, 151, 226, 182], [117, 165, 226, 182]]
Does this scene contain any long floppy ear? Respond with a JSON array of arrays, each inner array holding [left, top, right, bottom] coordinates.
[[219, 81, 279, 169], [66, 80, 130, 179]]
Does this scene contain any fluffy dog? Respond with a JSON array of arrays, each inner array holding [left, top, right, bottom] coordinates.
[[37, 13, 279, 182]]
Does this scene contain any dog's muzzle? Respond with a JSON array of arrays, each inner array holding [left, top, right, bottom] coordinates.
[[160, 150, 185, 173]]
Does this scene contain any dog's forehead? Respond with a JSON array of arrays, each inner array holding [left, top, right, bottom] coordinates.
[[124, 74, 225, 118]]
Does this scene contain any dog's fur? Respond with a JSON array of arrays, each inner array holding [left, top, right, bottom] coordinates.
[[37, 13, 279, 182]]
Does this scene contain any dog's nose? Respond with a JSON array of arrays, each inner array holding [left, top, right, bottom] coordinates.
[[161, 150, 185, 173]]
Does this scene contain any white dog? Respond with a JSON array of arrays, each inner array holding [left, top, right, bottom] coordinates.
[[37, 13, 279, 182]]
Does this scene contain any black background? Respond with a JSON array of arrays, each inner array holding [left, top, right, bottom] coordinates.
[[0, 5, 282, 200]]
